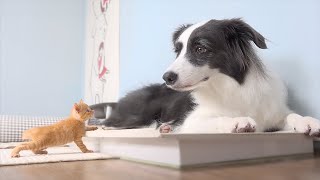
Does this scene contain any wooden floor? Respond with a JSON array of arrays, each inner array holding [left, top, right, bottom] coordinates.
[[1, 156, 320, 180]]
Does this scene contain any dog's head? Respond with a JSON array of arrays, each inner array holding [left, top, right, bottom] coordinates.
[[163, 19, 267, 91]]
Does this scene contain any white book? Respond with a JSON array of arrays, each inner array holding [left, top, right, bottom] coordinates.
[[85, 128, 314, 168]]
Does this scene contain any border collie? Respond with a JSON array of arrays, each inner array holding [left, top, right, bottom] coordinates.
[[104, 18, 320, 136]]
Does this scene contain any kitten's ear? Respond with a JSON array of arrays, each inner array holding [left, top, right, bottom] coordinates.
[[79, 99, 84, 104], [74, 103, 80, 112]]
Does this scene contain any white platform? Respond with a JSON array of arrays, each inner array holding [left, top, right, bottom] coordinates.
[[84, 128, 314, 168]]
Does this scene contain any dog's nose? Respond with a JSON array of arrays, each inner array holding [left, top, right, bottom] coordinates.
[[163, 71, 178, 85]]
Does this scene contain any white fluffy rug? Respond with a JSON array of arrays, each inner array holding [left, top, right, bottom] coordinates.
[[0, 143, 116, 166]]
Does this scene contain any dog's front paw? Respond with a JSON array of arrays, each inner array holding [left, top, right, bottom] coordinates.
[[287, 114, 320, 137], [231, 117, 256, 133]]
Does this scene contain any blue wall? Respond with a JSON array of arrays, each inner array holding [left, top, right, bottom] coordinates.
[[1, 0, 319, 118], [120, 0, 320, 119], [0, 0, 86, 116]]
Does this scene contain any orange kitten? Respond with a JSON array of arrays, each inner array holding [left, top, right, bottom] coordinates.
[[11, 100, 98, 158]]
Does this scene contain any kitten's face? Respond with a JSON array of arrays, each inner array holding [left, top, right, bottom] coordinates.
[[72, 100, 94, 121]]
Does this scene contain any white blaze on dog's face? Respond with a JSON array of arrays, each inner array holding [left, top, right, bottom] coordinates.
[[164, 20, 212, 91], [163, 19, 267, 91]]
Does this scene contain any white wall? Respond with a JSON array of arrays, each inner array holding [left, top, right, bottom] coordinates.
[[0, 0, 3, 114], [120, 0, 320, 119], [0, 0, 86, 116]]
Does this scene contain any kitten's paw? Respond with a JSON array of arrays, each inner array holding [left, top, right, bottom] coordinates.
[[86, 126, 98, 131], [231, 117, 256, 133], [287, 114, 320, 137], [33, 150, 48, 154], [84, 150, 94, 153], [159, 123, 172, 133], [11, 153, 20, 158]]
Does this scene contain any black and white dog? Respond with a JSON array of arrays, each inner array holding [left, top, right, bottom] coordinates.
[[104, 18, 320, 136]]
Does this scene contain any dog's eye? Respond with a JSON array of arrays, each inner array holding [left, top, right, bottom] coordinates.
[[196, 46, 207, 54]]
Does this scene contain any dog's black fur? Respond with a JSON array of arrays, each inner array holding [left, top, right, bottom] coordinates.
[[104, 83, 196, 128]]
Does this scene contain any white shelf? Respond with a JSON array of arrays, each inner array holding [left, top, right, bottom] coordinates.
[[84, 128, 314, 168]]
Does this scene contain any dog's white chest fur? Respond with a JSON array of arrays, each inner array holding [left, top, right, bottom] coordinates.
[[179, 70, 291, 133]]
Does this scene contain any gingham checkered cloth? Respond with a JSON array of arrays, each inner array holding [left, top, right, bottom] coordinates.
[[0, 115, 65, 142]]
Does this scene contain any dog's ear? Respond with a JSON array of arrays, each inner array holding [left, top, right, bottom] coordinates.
[[224, 19, 267, 49], [172, 24, 192, 44]]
